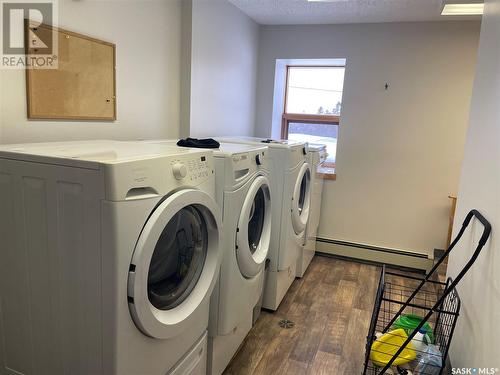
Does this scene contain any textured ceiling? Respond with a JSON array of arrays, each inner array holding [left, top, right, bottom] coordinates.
[[227, 0, 481, 25]]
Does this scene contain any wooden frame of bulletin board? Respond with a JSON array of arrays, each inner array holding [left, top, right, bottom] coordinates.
[[25, 22, 117, 120]]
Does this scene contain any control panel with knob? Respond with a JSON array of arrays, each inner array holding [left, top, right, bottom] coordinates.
[[172, 162, 187, 180]]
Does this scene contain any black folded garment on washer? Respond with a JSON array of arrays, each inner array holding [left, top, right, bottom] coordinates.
[[176, 137, 220, 149]]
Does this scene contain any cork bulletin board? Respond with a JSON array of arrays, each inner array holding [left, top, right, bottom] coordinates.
[[25, 23, 116, 120]]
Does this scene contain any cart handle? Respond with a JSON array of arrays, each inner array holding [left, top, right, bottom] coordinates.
[[382, 209, 491, 333], [378, 209, 491, 373]]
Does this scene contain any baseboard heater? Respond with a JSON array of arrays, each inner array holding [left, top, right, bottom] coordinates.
[[316, 238, 433, 271]]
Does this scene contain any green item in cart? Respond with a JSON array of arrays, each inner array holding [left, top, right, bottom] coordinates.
[[392, 314, 435, 344]]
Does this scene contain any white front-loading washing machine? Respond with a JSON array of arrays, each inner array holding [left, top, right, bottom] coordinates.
[[217, 137, 311, 311], [141, 140, 272, 375], [0, 140, 222, 375], [297, 143, 328, 277]]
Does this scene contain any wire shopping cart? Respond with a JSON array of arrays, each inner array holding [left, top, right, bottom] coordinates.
[[362, 210, 492, 375]]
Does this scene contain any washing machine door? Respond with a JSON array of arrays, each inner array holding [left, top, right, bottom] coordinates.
[[291, 163, 311, 235], [128, 189, 221, 339], [235, 175, 271, 278]]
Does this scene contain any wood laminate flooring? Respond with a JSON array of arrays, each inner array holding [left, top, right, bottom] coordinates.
[[224, 255, 449, 375], [224, 256, 379, 375]]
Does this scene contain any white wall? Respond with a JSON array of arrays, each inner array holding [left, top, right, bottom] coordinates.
[[447, 0, 500, 369], [256, 22, 480, 257], [190, 0, 259, 137], [0, 0, 182, 144], [180, 0, 193, 138]]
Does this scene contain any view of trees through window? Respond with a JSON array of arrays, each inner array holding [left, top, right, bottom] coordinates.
[[283, 65, 345, 169], [286, 66, 345, 115]]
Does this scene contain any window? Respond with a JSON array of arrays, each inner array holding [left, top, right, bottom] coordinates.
[[282, 65, 345, 178]]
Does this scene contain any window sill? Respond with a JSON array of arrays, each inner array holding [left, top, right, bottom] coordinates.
[[317, 166, 336, 180]]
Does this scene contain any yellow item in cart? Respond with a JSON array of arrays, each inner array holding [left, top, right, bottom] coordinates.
[[370, 328, 417, 367]]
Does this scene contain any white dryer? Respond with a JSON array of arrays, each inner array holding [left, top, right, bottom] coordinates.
[[297, 143, 328, 277], [217, 137, 311, 311], [0, 140, 222, 375], [142, 140, 272, 375]]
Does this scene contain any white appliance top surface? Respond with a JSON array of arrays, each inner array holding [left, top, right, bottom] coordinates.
[[308, 143, 327, 152], [218, 136, 306, 149], [141, 139, 266, 157], [0, 140, 206, 164], [216, 142, 267, 155]]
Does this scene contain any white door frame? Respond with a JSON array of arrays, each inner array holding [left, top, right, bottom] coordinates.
[[128, 189, 221, 339], [236, 175, 272, 278], [291, 163, 312, 235]]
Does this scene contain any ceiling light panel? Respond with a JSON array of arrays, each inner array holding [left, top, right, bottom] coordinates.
[[441, 0, 484, 15]]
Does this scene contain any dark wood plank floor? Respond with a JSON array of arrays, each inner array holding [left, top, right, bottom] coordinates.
[[224, 256, 381, 375]]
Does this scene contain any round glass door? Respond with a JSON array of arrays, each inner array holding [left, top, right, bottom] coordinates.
[[291, 163, 311, 235], [148, 206, 208, 310], [236, 175, 271, 278], [248, 188, 266, 253], [128, 189, 221, 339]]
